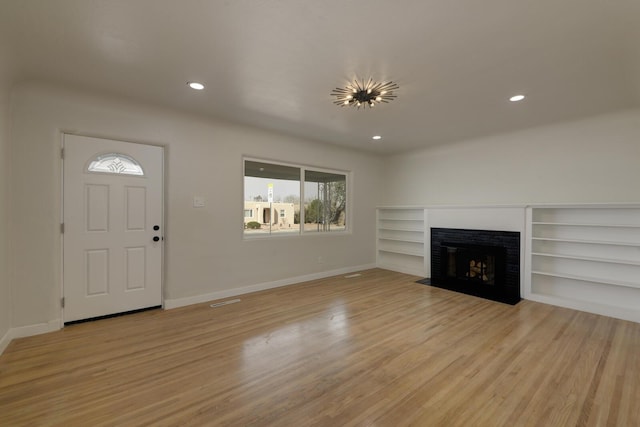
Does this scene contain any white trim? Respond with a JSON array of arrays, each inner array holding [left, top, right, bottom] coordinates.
[[524, 207, 533, 300], [60, 131, 65, 330], [10, 319, 61, 339], [427, 207, 526, 232], [526, 202, 640, 209], [0, 328, 12, 354], [164, 264, 376, 309], [376, 263, 425, 277], [377, 203, 640, 210], [0, 320, 62, 355], [377, 204, 528, 210]]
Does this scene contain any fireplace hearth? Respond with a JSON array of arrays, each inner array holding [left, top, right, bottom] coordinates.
[[428, 228, 520, 304]]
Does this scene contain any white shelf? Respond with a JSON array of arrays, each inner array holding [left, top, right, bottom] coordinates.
[[531, 270, 640, 290], [376, 259, 425, 277], [533, 222, 640, 228], [378, 248, 424, 257], [378, 226, 424, 232], [531, 237, 640, 247], [378, 249, 424, 258], [378, 236, 424, 243], [531, 252, 640, 266], [527, 206, 640, 322], [377, 208, 426, 276]]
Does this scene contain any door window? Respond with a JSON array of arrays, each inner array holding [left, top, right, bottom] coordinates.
[[87, 153, 145, 176]]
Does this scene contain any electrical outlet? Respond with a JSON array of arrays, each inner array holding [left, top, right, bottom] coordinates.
[[193, 196, 206, 208], [317, 256, 324, 264]]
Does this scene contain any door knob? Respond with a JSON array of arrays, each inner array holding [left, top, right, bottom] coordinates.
[[153, 225, 160, 231], [153, 236, 160, 242]]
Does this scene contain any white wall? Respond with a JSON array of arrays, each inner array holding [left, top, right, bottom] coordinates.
[[381, 109, 640, 206], [10, 82, 639, 333], [10, 82, 383, 328], [623, 0, 640, 101], [0, 45, 14, 342]]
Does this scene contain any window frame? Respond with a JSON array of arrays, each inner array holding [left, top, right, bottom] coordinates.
[[242, 157, 351, 239]]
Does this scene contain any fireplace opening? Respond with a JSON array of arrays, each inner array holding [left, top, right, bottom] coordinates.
[[426, 228, 521, 305], [442, 243, 505, 288]]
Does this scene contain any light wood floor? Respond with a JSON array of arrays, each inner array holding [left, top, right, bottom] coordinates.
[[1, 269, 639, 426]]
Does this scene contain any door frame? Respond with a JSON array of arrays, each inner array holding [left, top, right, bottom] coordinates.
[[60, 132, 166, 325]]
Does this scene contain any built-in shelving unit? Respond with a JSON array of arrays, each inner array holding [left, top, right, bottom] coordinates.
[[377, 207, 426, 276], [526, 205, 640, 322]]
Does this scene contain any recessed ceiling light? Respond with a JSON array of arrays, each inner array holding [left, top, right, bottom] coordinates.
[[188, 82, 205, 90], [372, 135, 382, 141], [509, 94, 525, 102]]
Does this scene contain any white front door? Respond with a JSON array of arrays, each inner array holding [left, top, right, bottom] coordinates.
[[63, 134, 163, 322]]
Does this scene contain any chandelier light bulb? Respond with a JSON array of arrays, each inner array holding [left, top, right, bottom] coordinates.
[[331, 78, 399, 110]]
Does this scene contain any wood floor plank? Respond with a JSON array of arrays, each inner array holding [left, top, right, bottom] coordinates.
[[1, 268, 639, 426]]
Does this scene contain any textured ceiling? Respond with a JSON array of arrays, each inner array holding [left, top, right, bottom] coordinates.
[[1, 0, 638, 153]]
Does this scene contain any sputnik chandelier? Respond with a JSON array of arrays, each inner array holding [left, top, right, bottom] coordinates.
[[331, 78, 399, 109]]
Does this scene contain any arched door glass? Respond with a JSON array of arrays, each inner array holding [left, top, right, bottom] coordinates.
[[87, 153, 144, 176]]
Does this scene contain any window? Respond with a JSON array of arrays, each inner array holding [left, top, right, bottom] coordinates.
[[304, 170, 347, 233], [244, 160, 300, 236], [87, 153, 144, 176], [243, 159, 348, 237]]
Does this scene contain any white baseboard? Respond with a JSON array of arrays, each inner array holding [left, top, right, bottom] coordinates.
[[526, 293, 640, 323], [10, 319, 61, 339], [376, 262, 425, 278], [0, 328, 12, 355], [1, 266, 378, 353], [164, 264, 377, 310], [0, 320, 61, 355]]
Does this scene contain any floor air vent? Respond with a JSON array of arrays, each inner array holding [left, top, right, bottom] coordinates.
[[210, 299, 241, 308]]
